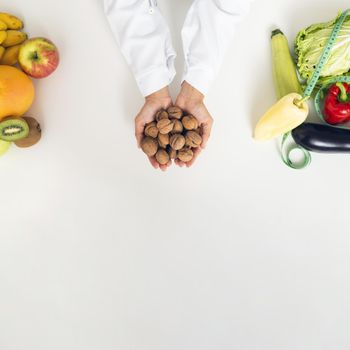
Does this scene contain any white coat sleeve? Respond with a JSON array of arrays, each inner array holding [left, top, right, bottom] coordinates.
[[104, 0, 176, 97], [182, 0, 252, 95]]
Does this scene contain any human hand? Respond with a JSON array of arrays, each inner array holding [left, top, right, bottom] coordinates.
[[135, 87, 173, 171], [175, 81, 213, 167]]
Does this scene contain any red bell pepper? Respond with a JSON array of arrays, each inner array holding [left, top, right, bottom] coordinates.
[[324, 82, 350, 125]]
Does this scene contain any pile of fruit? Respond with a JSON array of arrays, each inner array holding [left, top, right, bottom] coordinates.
[[0, 12, 59, 156], [141, 106, 202, 165]]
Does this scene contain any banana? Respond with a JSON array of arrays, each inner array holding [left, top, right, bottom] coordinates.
[[0, 13, 23, 30], [0, 44, 21, 65], [271, 29, 302, 99], [0, 20, 7, 30], [2, 30, 27, 48], [0, 46, 5, 60], [0, 31, 7, 45]]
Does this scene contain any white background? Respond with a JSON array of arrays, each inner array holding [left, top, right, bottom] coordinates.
[[1, 0, 350, 349]]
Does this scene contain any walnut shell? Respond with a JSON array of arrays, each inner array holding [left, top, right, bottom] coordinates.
[[177, 148, 194, 162], [167, 106, 183, 119], [141, 137, 158, 157], [168, 148, 177, 160], [170, 134, 186, 151], [155, 109, 169, 122], [186, 131, 202, 148], [182, 115, 199, 130], [172, 120, 183, 134], [158, 133, 170, 148], [144, 121, 158, 138], [157, 119, 174, 134], [156, 149, 170, 165]]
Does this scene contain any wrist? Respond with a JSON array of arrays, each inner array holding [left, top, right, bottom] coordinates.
[[146, 86, 171, 102], [179, 81, 204, 104]]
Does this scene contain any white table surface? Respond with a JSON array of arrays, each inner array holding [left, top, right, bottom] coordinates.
[[1, 0, 350, 349]]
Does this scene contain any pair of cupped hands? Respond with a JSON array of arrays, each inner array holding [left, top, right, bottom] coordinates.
[[135, 81, 214, 171]]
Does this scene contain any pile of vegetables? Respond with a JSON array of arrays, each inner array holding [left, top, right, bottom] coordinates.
[[254, 9, 350, 168]]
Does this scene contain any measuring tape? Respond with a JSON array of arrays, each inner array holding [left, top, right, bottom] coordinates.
[[281, 8, 350, 169]]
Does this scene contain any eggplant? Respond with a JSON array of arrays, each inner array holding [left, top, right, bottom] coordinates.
[[292, 123, 350, 153]]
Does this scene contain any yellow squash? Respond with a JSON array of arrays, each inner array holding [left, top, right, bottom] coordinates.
[[254, 30, 308, 141]]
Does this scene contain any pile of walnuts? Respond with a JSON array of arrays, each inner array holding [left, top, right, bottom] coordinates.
[[141, 106, 202, 165]]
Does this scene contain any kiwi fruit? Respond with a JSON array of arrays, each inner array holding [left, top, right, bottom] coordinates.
[[15, 117, 41, 148], [0, 117, 29, 142]]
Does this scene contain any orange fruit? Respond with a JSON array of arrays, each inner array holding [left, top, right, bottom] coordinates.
[[0, 65, 35, 120]]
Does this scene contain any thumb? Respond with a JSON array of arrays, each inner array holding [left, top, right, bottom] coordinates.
[[174, 96, 185, 110], [135, 118, 146, 148], [201, 122, 212, 149], [162, 100, 173, 109]]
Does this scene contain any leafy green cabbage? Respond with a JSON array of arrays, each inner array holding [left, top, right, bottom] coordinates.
[[295, 14, 350, 81]]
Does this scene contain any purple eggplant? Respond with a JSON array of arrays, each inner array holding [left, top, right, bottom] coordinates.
[[292, 123, 350, 153]]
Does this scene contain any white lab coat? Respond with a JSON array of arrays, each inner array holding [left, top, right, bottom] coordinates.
[[104, 0, 251, 96]]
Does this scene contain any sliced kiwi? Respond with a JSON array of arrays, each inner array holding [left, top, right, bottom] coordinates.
[[0, 117, 29, 142], [15, 117, 41, 148]]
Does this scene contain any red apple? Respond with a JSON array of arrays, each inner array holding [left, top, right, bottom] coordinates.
[[18, 37, 59, 79]]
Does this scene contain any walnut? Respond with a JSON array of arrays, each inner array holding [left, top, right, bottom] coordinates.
[[144, 121, 158, 138], [170, 134, 186, 150], [155, 109, 169, 122], [141, 108, 204, 166], [185, 131, 202, 148], [182, 115, 199, 130], [167, 106, 183, 119], [172, 120, 183, 134], [168, 147, 177, 160], [157, 119, 174, 134], [156, 149, 170, 165], [141, 137, 158, 156], [177, 148, 194, 162], [158, 133, 170, 148]]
